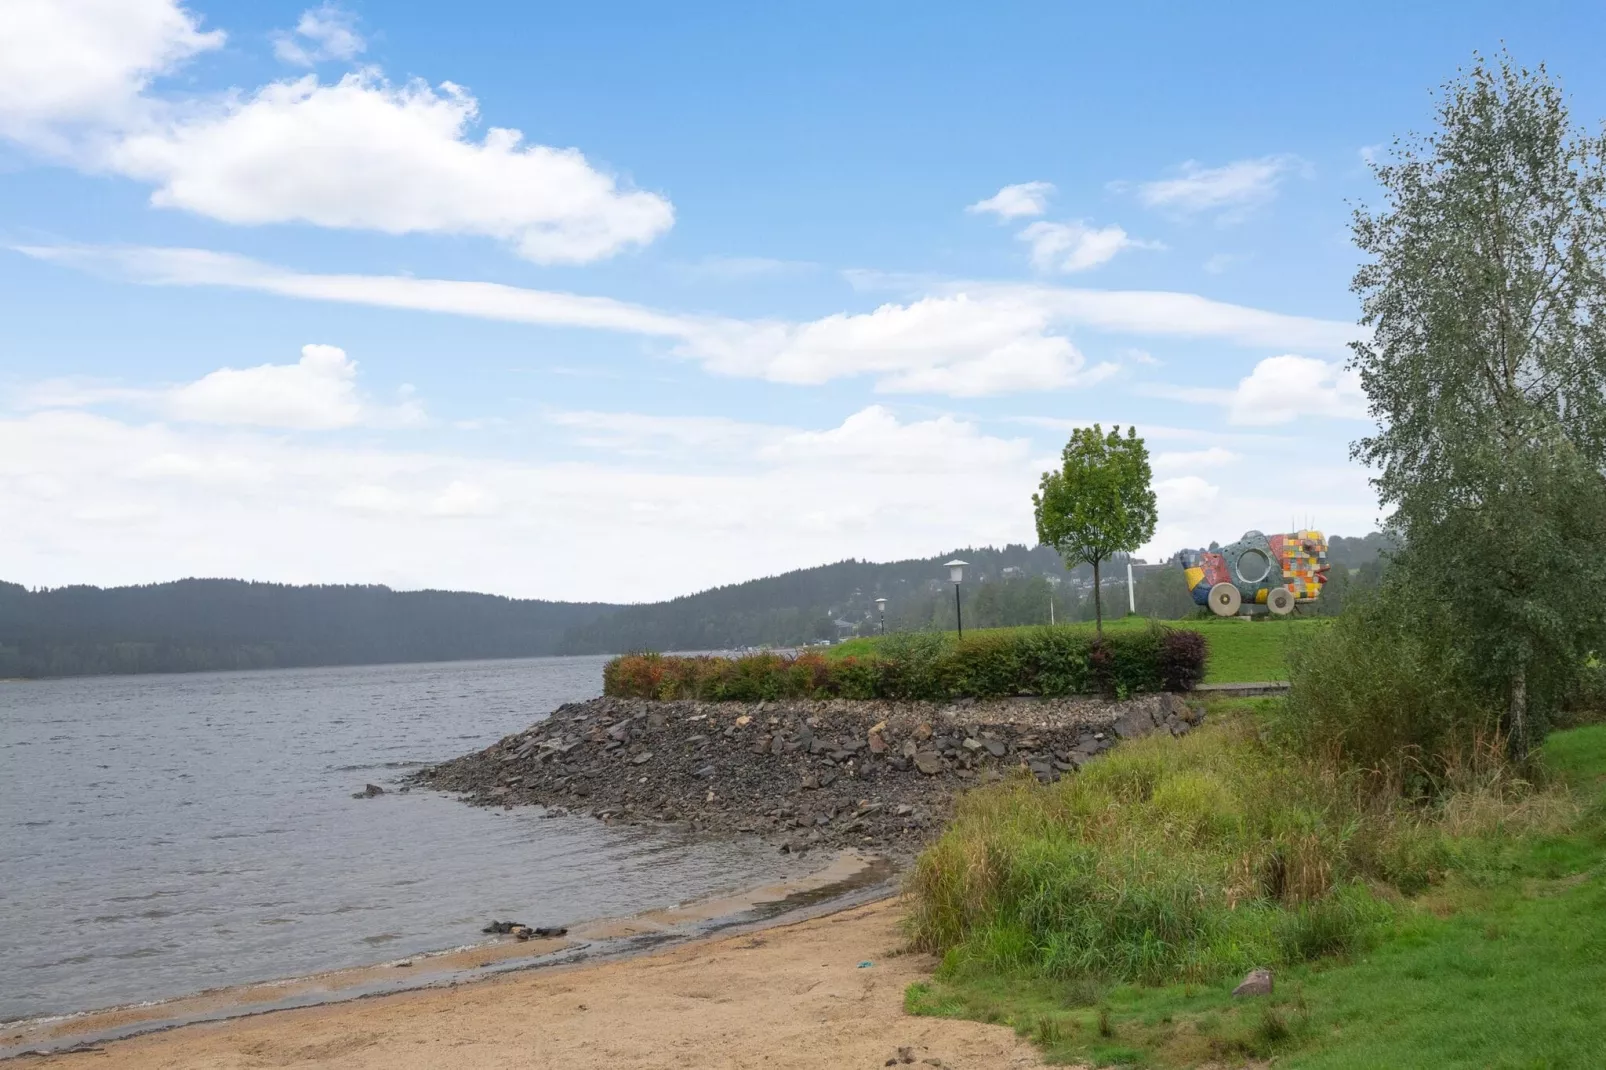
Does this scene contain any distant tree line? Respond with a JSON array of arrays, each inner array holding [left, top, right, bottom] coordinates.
[[0, 580, 617, 678], [0, 535, 1393, 678]]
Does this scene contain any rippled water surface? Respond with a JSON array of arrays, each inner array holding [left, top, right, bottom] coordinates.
[[0, 658, 794, 1023]]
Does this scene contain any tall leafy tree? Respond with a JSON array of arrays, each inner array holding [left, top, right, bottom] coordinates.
[[1033, 425, 1157, 635], [1351, 52, 1606, 756]]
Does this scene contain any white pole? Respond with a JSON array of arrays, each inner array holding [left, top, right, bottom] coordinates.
[[1049, 595, 1055, 625], [1127, 562, 1136, 615]]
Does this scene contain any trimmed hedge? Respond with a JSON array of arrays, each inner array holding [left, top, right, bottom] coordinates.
[[602, 625, 1208, 702]]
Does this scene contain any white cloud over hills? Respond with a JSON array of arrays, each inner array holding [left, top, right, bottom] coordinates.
[[2, 381, 1380, 599]]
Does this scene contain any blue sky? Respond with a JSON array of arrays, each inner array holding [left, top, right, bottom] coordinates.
[[3, 1, 1604, 601]]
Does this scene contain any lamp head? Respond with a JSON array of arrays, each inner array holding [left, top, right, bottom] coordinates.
[[944, 559, 969, 584]]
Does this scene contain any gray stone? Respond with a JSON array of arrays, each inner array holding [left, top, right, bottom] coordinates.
[[914, 751, 943, 776], [984, 739, 1007, 757], [1111, 708, 1157, 740], [1232, 967, 1274, 997], [630, 752, 654, 765]]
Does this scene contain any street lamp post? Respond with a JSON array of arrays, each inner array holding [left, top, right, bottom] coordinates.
[[875, 597, 887, 635], [944, 560, 968, 639]]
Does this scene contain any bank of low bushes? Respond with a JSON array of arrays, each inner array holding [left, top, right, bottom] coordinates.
[[601, 624, 1207, 702]]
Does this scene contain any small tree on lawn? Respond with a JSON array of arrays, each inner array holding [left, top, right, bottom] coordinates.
[[1034, 424, 1157, 636]]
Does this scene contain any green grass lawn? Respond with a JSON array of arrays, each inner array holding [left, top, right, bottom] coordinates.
[[904, 720, 1606, 1068], [832, 615, 1323, 684]]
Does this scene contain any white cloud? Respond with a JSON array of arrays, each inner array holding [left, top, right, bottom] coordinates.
[[1151, 447, 1240, 473], [760, 406, 1031, 474], [967, 181, 1056, 220], [1018, 220, 1150, 272], [553, 405, 1032, 475], [0, 0, 222, 142], [273, 4, 366, 67], [101, 72, 673, 263], [0, 402, 1381, 597], [0, 406, 1050, 600], [15, 343, 425, 430], [1141, 354, 1368, 426], [1226, 354, 1367, 425], [691, 293, 1117, 396], [1134, 155, 1305, 219], [168, 343, 426, 429], [549, 411, 779, 454], [0, 6, 671, 263], [17, 245, 1364, 398]]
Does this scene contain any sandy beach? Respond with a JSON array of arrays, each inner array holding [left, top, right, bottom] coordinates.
[[25, 898, 1045, 1069]]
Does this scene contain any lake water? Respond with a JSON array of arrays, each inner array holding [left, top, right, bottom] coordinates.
[[0, 657, 798, 1025]]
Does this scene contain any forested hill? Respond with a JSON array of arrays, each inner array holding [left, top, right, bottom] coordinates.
[[0, 580, 620, 678], [555, 544, 1086, 654], [551, 533, 1394, 654], [0, 533, 1392, 677]]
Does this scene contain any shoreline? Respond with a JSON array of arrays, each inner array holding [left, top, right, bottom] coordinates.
[[13, 897, 1046, 1070], [2, 849, 895, 1060]]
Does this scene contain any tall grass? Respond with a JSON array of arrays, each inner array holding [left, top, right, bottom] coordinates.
[[905, 710, 1569, 988]]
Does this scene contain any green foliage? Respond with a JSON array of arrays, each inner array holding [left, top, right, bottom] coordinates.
[[1351, 52, 1606, 755], [1275, 593, 1502, 794], [602, 623, 1206, 701], [1034, 425, 1158, 634], [906, 714, 1417, 988], [836, 615, 1319, 685], [903, 713, 1598, 1069]]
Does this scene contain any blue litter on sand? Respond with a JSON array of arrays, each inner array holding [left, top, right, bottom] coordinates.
[[857, 961, 873, 968]]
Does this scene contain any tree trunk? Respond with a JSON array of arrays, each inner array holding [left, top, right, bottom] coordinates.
[[1092, 559, 1103, 637], [1508, 663, 1529, 761]]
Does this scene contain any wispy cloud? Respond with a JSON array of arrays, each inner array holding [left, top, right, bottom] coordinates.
[[1126, 155, 1308, 222], [966, 181, 1056, 220], [272, 3, 365, 66], [1018, 220, 1159, 273], [16, 244, 1364, 400]]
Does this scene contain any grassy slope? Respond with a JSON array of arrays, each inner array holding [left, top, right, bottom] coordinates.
[[906, 721, 1606, 1068], [832, 616, 1322, 685]]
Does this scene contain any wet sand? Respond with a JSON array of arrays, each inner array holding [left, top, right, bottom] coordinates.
[[20, 898, 1046, 1069], [4, 850, 893, 1059]]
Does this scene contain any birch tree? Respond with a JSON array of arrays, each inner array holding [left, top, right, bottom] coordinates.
[[1351, 52, 1606, 756]]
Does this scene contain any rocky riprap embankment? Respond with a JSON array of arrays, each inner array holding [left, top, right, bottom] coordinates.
[[416, 693, 1204, 856]]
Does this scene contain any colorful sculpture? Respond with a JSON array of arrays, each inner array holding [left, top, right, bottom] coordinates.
[[1179, 530, 1329, 617]]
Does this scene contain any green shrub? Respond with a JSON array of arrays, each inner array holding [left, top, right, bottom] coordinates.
[[1273, 595, 1502, 794], [602, 623, 1208, 701]]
